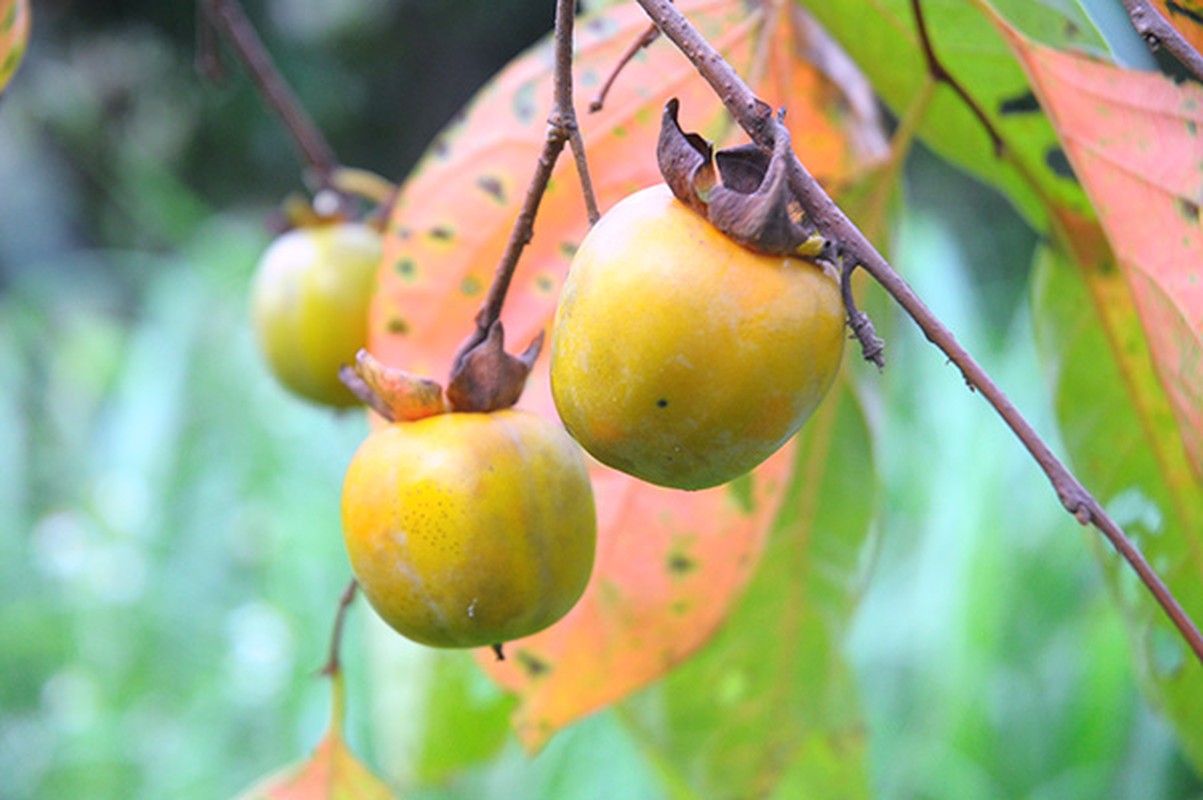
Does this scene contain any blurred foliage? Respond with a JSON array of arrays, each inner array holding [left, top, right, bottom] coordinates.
[[1, 2, 1201, 800]]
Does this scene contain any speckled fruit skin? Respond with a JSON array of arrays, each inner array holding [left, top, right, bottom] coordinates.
[[550, 184, 845, 490], [250, 222, 381, 408], [341, 410, 596, 648]]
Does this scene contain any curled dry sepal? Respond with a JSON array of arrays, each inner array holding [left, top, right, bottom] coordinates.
[[339, 325, 542, 422], [657, 98, 885, 368], [657, 98, 826, 259]]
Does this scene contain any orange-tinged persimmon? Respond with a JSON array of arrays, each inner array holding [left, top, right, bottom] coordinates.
[[341, 410, 596, 648], [250, 222, 381, 408], [550, 184, 845, 490]]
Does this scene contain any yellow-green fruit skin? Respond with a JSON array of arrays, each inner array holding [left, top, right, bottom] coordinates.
[[341, 410, 597, 648], [550, 184, 845, 490], [250, 222, 381, 408]]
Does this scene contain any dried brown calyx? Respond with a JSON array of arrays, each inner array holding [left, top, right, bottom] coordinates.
[[656, 98, 826, 259], [446, 321, 542, 413], [339, 322, 542, 422]]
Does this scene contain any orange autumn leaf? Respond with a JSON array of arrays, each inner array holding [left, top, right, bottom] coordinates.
[[234, 675, 394, 800], [0, 0, 29, 95], [995, 24, 1203, 480], [369, 0, 884, 751], [1148, 0, 1203, 55]]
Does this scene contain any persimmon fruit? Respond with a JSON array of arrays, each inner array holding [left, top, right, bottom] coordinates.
[[341, 409, 596, 648], [550, 184, 845, 490], [250, 221, 381, 408]]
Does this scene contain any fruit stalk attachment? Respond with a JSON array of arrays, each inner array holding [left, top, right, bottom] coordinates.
[[632, 0, 1203, 666]]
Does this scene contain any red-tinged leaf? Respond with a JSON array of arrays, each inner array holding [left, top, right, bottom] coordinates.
[[234, 676, 394, 800], [0, 0, 30, 96], [995, 24, 1203, 479], [621, 376, 876, 798], [1148, 0, 1203, 55], [479, 441, 793, 751], [369, 0, 884, 750], [804, 0, 1108, 229]]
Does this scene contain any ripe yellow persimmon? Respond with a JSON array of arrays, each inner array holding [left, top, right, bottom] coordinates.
[[250, 221, 381, 408], [550, 184, 845, 490], [341, 410, 596, 648]]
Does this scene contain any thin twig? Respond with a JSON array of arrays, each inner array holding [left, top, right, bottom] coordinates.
[[1120, 0, 1203, 82], [195, 4, 226, 83], [632, 0, 1203, 666], [453, 0, 599, 370], [321, 579, 359, 677], [568, 128, 602, 225], [589, 23, 661, 112], [910, 0, 1004, 157], [201, 0, 340, 186]]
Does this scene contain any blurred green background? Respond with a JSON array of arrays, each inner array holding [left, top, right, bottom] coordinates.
[[1, 2, 1200, 798]]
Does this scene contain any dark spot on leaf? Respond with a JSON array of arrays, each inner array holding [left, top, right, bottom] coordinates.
[[429, 225, 455, 241], [386, 317, 410, 335], [534, 274, 555, 294], [1045, 147, 1076, 181], [656, 398, 668, 408], [1168, 1, 1203, 26], [461, 274, 483, 296], [558, 241, 579, 260], [1187, 119, 1197, 137], [1177, 196, 1201, 223], [477, 176, 505, 204], [516, 650, 551, 677], [585, 16, 618, 37], [432, 135, 451, 160], [394, 258, 417, 279], [668, 552, 696, 574], [998, 91, 1040, 115], [1064, 19, 1080, 39], [514, 82, 537, 125]]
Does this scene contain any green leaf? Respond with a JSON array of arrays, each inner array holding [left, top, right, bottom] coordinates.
[[233, 675, 395, 800], [621, 377, 875, 799], [1031, 235, 1203, 769], [800, 0, 1106, 228], [365, 627, 514, 788]]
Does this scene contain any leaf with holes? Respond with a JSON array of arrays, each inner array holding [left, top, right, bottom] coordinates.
[[369, 0, 885, 751], [0, 0, 29, 95]]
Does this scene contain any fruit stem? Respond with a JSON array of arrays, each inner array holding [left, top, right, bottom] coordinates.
[[589, 22, 661, 113], [631, 0, 1203, 667], [199, 0, 341, 188], [321, 579, 360, 678], [451, 0, 600, 377]]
